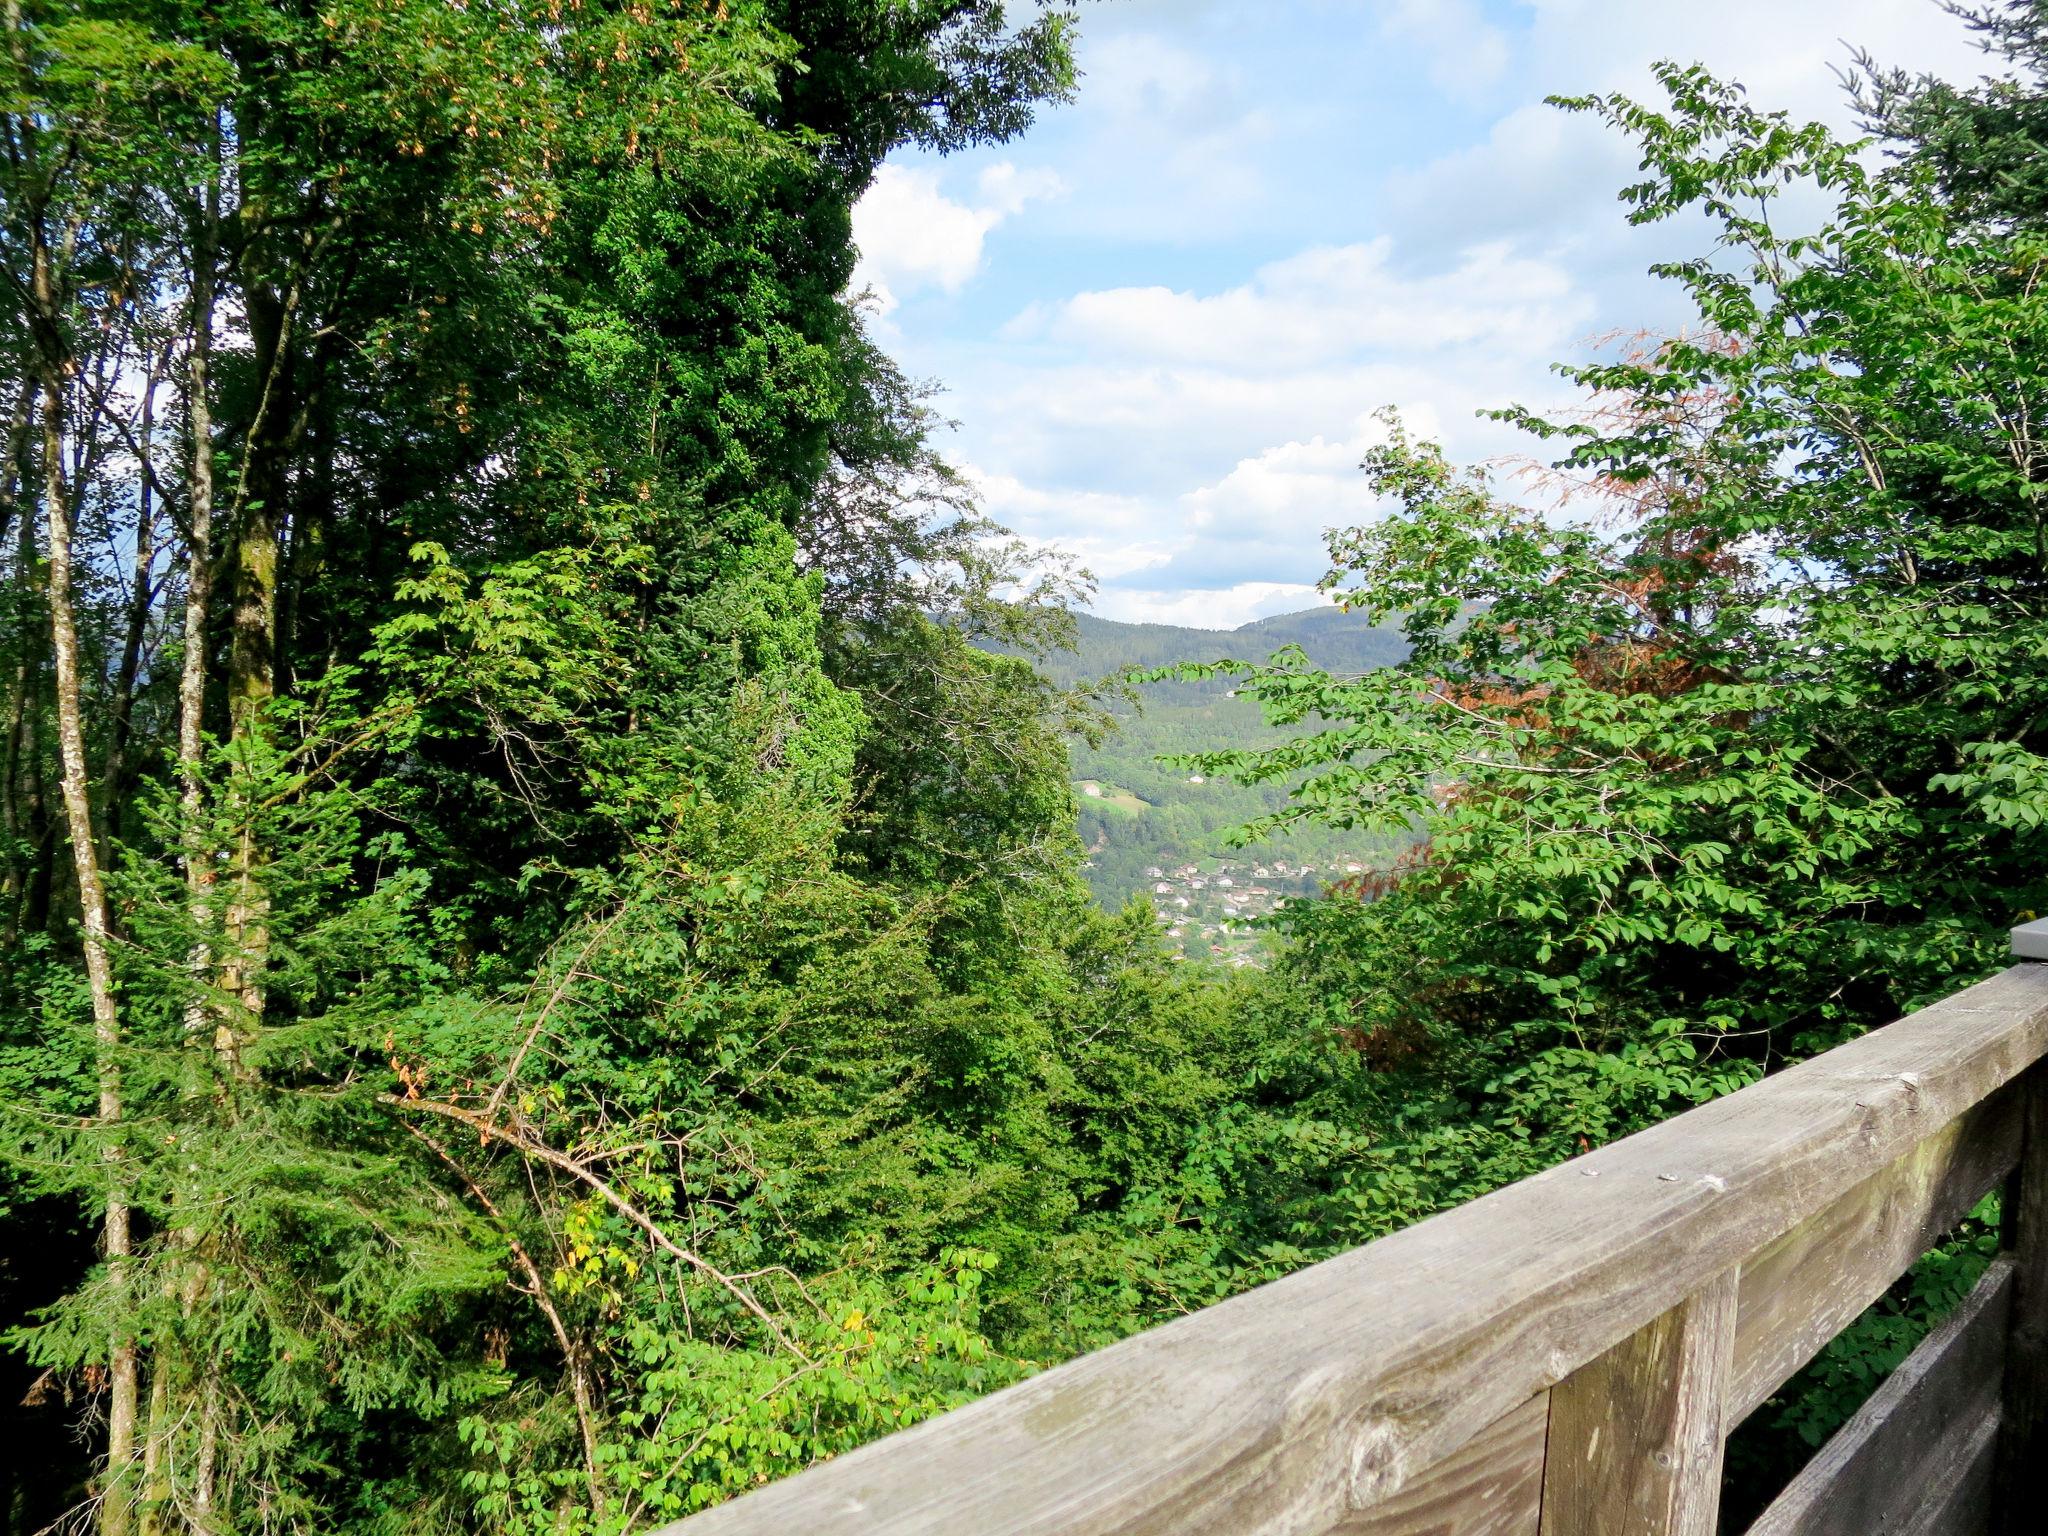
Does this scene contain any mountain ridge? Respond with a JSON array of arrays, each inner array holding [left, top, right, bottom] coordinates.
[[1035, 604, 1409, 688]]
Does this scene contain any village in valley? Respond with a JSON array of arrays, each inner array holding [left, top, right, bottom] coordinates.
[[1122, 854, 1370, 964]]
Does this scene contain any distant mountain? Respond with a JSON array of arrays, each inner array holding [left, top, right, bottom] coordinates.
[[1032, 605, 1409, 689], [1000, 606, 1416, 941]]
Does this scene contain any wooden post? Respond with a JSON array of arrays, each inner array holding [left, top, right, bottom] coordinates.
[[1994, 1062, 2048, 1535], [1539, 1270, 1737, 1536]]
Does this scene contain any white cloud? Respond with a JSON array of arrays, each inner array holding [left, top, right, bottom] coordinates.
[[1380, 0, 1510, 102], [1043, 29, 1281, 239], [1083, 32, 1238, 129], [1090, 581, 1329, 629], [1382, 102, 1636, 265], [952, 240, 1591, 607], [974, 421, 1410, 603], [1385, 0, 1993, 274], [1514, 0, 1989, 112], [883, 0, 1999, 621], [976, 162, 1065, 218], [1012, 240, 1590, 370], [1180, 429, 1393, 557], [968, 467, 1170, 563], [850, 162, 1063, 314]]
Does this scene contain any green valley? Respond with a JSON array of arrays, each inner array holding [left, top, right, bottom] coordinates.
[[1031, 608, 1414, 939]]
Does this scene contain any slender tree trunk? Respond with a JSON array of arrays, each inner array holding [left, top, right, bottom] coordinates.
[[180, 150, 220, 1053], [34, 223, 138, 1536], [218, 273, 287, 1043], [138, 1358, 169, 1536], [192, 1371, 220, 1529], [156, 156, 227, 1527], [22, 661, 52, 939], [0, 306, 35, 952], [2, 477, 37, 949], [226, 322, 280, 745], [275, 372, 333, 698], [0, 375, 32, 558]]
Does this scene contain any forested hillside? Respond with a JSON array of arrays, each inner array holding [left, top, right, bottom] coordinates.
[[1006, 607, 1415, 921], [9, 2, 2048, 1533], [1035, 607, 1410, 687]]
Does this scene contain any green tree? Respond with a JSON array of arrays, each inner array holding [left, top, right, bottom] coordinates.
[[1178, 53, 2048, 1473], [0, 3, 1126, 1531]]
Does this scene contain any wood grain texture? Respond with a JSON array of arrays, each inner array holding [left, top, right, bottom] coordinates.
[[1904, 1409, 1999, 1536], [1746, 1258, 2010, 1536], [1993, 1067, 2048, 1536], [1332, 1395, 1547, 1536], [1539, 1272, 1736, 1536], [1730, 1088, 2019, 1423], [663, 965, 2048, 1536]]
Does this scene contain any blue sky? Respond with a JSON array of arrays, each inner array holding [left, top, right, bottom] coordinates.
[[853, 0, 1991, 626]]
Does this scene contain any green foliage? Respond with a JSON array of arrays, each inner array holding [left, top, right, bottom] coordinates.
[[11, 3, 2048, 1531], [1181, 40, 2048, 1500], [461, 1248, 1019, 1534], [0, 2, 1195, 1530], [1200, 60, 2048, 1164]]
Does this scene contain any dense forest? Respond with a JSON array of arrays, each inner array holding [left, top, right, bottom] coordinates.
[[7, 1, 2048, 1532]]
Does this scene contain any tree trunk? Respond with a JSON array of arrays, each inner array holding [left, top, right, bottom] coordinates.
[[218, 270, 287, 1050], [180, 144, 220, 1053], [34, 225, 138, 1536], [138, 1358, 169, 1536], [21, 657, 52, 940], [2, 488, 37, 949], [192, 1370, 221, 1528], [0, 303, 35, 952], [0, 375, 32, 556]]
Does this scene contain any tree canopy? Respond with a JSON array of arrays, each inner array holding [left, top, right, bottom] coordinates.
[[10, 2, 2048, 1533]]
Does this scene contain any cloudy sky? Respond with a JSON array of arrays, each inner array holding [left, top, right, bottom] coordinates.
[[852, 0, 1996, 627]]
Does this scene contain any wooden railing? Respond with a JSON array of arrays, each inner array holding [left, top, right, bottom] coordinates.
[[663, 934, 2048, 1536]]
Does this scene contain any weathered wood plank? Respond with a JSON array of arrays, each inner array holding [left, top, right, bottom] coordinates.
[[1331, 1394, 1546, 1536], [664, 965, 2048, 1536], [1539, 1272, 1735, 1536], [1746, 1258, 2011, 1536], [1730, 1088, 2019, 1423], [1339, 1135, 2020, 1536], [1904, 1410, 1999, 1536], [1993, 1067, 2048, 1536]]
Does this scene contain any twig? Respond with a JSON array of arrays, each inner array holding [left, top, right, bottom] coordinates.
[[404, 1123, 606, 1516], [382, 1094, 805, 1359]]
